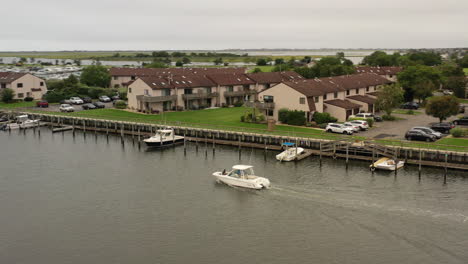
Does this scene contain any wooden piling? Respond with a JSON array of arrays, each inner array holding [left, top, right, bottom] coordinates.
[[345, 143, 349, 169]]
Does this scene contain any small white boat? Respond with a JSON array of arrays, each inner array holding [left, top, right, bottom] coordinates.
[[213, 165, 271, 190], [3, 115, 40, 130], [370, 157, 404, 171], [276, 142, 304, 162], [143, 128, 184, 147]]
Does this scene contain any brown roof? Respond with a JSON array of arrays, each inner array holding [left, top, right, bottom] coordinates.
[[246, 71, 303, 84], [346, 95, 376, 104], [206, 74, 255, 86], [366, 91, 380, 96], [324, 99, 362, 110], [0, 72, 27, 83], [356, 66, 403, 75], [109, 67, 246, 77], [137, 75, 216, 89]]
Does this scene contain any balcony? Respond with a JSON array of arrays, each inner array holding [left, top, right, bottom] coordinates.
[[182, 92, 219, 100], [245, 101, 275, 109], [224, 90, 257, 97], [136, 94, 177, 103]]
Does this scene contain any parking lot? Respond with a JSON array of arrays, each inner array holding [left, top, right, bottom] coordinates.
[[32, 101, 115, 113]]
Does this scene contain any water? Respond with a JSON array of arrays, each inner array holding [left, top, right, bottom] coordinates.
[[0, 129, 467, 264]]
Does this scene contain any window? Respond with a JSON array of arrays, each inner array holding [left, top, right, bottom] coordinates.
[[40, 82, 44, 86], [334, 92, 338, 98], [17, 83, 23, 88], [314, 96, 319, 103], [18, 93, 24, 98], [128, 88, 132, 93], [355, 88, 359, 94], [323, 94, 327, 100], [113, 76, 118, 80], [346, 90, 350, 96], [366, 86, 369, 92], [144, 89, 149, 95], [205, 87, 212, 93], [184, 89, 193, 94], [267, 109, 274, 116], [299, 97, 305, 104], [131, 76, 136, 80], [162, 89, 171, 96], [227, 86, 234, 92], [263, 95, 274, 103], [389, 75, 393, 78], [0, 84, 5, 88]]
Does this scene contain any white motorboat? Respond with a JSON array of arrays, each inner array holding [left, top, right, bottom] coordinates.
[[276, 142, 304, 162], [143, 128, 184, 147], [213, 165, 271, 190], [3, 115, 40, 130], [370, 157, 405, 171]]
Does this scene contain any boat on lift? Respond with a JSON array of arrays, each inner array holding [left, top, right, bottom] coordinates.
[[276, 142, 304, 162], [143, 127, 184, 147], [2, 115, 40, 130], [212, 165, 271, 190], [370, 157, 404, 171]]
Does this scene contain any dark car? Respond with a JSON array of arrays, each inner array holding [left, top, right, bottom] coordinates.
[[373, 115, 383, 122], [92, 101, 105, 108], [405, 130, 436, 142], [82, 97, 93, 103], [111, 95, 120, 101], [82, 103, 97, 110], [430, 122, 455, 134], [453, 117, 468, 126], [400, 102, 419, 109], [36, 100, 49, 108]]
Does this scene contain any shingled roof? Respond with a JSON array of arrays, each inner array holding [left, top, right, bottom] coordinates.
[[346, 95, 377, 104], [110, 67, 246, 77], [0, 72, 27, 83], [206, 74, 255, 86], [246, 71, 303, 84], [356, 66, 403, 76], [137, 75, 216, 89], [324, 99, 362, 110]]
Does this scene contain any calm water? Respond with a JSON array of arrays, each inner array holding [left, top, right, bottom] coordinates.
[[1, 129, 467, 264]]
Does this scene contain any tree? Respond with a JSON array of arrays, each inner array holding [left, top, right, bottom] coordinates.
[[407, 51, 442, 66], [425, 96, 460, 123], [397, 65, 442, 101], [19, 57, 27, 63], [213, 57, 223, 65], [152, 51, 170, 57], [112, 53, 121, 57], [301, 56, 312, 63], [336, 52, 345, 58], [80, 65, 111, 88], [375, 84, 404, 116], [73, 59, 81, 66], [0, 88, 15, 103], [175, 61, 183, 67], [251, 68, 262, 73], [274, 58, 285, 65], [445, 76, 467, 98], [256, 58, 267, 66], [171, 51, 186, 57], [182, 57, 191, 64], [413, 81, 436, 103], [63, 74, 79, 88]]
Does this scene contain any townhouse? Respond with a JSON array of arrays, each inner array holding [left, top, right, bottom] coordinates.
[[110, 67, 246, 88], [0, 72, 48, 100], [355, 66, 402, 82], [127, 71, 302, 112], [256, 73, 392, 122]]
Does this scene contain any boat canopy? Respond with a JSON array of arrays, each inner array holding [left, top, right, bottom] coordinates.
[[232, 165, 253, 170], [282, 142, 295, 147]]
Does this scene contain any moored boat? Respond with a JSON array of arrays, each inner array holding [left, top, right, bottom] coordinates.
[[370, 157, 404, 171], [276, 142, 304, 162], [2, 115, 40, 130], [143, 128, 184, 147], [213, 165, 270, 190]]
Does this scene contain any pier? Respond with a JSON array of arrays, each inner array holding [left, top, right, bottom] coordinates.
[[3, 111, 468, 171]]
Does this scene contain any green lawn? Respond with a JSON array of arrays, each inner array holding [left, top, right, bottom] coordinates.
[[248, 66, 275, 72], [464, 68, 468, 75], [0, 101, 37, 109], [392, 109, 422, 115], [459, 98, 468, 104]]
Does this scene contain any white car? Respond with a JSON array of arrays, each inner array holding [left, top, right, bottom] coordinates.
[[349, 120, 369, 131], [59, 104, 75, 112], [325, 123, 354, 135], [343, 122, 360, 132], [69, 97, 84, 104], [442, 90, 453, 95], [349, 112, 374, 120]]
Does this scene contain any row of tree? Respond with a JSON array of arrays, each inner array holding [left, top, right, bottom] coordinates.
[[362, 51, 443, 67]]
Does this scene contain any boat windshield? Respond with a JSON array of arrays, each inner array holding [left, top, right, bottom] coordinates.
[[228, 168, 254, 178]]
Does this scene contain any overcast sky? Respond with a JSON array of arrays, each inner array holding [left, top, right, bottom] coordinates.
[[1, 0, 467, 51]]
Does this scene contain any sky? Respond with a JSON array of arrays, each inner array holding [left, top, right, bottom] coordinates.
[[1, 0, 467, 51]]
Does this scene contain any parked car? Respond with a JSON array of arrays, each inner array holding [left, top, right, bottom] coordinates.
[[325, 123, 354, 135], [82, 97, 92, 103], [442, 90, 454, 95], [70, 97, 84, 104], [349, 120, 369, 131], [350, 112, 373, 120], [343, 122, 360, 132], [82, 103, 97, 110], [411, 127, 442, 139], [430, 122, 455, 134], [400, 102, 419, 109], [111, 95, 120, 101], [36, 100, 49, 108], [453, 117, 468, 126], [405, 130, 436, 142], [99, 95, 111, 102], [60, 99, 72, 104], [59, 104, 75, 112], [92, 101, 105, 108]]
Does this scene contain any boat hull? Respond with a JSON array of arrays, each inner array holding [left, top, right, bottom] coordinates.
[[276, 147, 305, 161], [213, 172, 270, 190], [144, 138, 184, 147]]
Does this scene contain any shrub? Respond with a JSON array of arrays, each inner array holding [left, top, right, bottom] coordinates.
[[240, 108, 266, 123], [406, 110, 415, 115], [382, 114, 396, 121], [240, 116, 245, 122], [278, 108, 289, 123], [313, 112, 337, 124], [114, 100, 127, 109], [286, 110, 306, 126], [450, 128, 468, 138], [233, 101, 244, 107], [24, 97, 34, 102], [0, 88, 15, 103]]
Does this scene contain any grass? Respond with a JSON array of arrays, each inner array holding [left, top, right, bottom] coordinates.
[[0, 101, 37, 109], [392, 109, 422, 115], [248, 66, 275, 72], [458, 98, 468, 104], [464, 68, 468, 75]]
